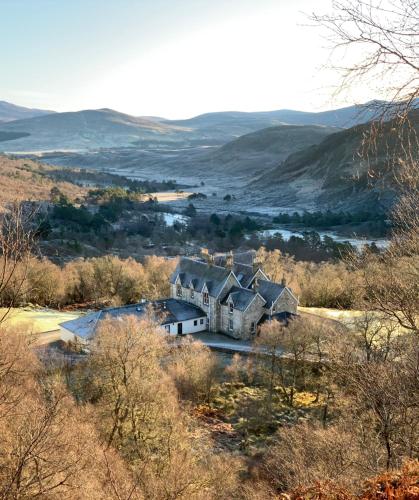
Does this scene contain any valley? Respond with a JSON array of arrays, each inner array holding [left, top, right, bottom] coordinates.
[[1, 102, 412, 220]]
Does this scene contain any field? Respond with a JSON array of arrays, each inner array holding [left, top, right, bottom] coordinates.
[[0, 308, 81, 345], [149, 191, 193, 202]]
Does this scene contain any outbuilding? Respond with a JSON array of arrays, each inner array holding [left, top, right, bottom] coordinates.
[[59, 298, 207, 344]]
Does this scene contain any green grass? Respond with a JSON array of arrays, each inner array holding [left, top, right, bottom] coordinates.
[[0, 307, 80, 334], [300, 306, 407, 334]]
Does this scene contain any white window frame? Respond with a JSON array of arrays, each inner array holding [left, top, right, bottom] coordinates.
[[229, 318, 233, 331], [229, 301, 234, 314], [203, 291, 209, 306], [250, 321, 256, 334], [176, 284, 182, 297]]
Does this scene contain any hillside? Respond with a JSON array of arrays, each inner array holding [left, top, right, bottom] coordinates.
[[203, 124, 338, 176], [0, 108, 189, 151], [254, 110, 419, 212], [0, 100, 54, 122], [0, 101, 385, 152], [0, 155, 86, 207], [165, 103, 381, 132]]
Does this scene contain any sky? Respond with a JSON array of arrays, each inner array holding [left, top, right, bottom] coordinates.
[[0, 0, 377, 118]]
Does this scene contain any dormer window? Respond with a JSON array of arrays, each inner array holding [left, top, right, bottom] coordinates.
[[190, 288, 194, 299], [176, 284, 182, 297], [203, 291, 209, 305], [229, 302, 234, 314]]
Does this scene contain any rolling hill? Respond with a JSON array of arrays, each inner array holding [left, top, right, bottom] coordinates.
[[0, 108, 189, 151], [164, 103, 381, 132], [0, 102, 385, 152], [254, 110, 419, 212], [0, 100, 54, 122]]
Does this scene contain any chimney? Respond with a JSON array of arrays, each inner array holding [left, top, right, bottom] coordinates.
[[201, 248, 216, 266], [252, 253, 261, 275], [281, 275, 287, 287], [225, 251, 234, 270], [253, 277, 260, 292]]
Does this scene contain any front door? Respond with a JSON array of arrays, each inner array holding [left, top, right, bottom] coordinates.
[[177, 322, 183, 335]]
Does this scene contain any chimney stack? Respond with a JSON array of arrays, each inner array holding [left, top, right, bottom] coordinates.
[[281, 275, 287, 287], [225, 251, 234, 270]]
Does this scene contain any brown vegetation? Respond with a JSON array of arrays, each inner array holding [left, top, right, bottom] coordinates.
[[0, 155, 85, 208]]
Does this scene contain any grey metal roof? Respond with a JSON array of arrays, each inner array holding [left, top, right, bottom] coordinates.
[[170, 258, 234, 297], [221, 286, 261, 311], [59, 299, 206, 339], [60, 311, 102, 340], [256, 279, 286, 308]]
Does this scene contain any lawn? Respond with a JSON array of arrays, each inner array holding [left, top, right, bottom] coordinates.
[[300, 306, 408, 334], [0, 308, 81, 334]]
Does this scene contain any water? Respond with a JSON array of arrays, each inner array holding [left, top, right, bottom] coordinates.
[[254, 228, 389, 250], [162, 213, 189, 226]]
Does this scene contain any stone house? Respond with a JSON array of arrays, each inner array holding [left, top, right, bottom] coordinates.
[[170, 255, 298, 340], [59, 254, 299, 344]]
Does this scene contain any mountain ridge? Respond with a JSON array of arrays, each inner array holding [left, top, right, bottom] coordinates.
[[0, 100, 55, 122]]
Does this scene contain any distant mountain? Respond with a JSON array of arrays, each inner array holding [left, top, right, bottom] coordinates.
[[0, 100, 55, 122], [164, 103, 381, 132], [0, 108, 188, 151], [0, 102, 385, 152], [254, 110, 419, 212]]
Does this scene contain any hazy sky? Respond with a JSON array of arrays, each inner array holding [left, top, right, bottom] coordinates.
[[1, 0, 376, 118]]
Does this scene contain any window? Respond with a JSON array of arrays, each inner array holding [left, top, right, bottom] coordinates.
[[200, 318, 204, 325], [190, 288, 194, 299], [229, 319, 233, 331], [176, 284, 182, 297], [203, 291, 209, 305], [229, 302, 234, 314], [194, 320, 198, 326], [165, 325, 170, 333], [250, 322, 256, 334]]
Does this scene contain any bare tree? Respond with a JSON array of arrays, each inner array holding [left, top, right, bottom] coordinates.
[[311, 0, 419, 120], [0, 201, 38, 324]]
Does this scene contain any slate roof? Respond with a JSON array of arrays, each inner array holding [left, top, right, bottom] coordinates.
[[220, 286, 263, 311], [256, 279, 286, 308], [233, 263, 256, 288], [233, 250, 256, 266], [170, 258, 235, 297], [60, 299, 206, 339], [259, 311, 297, 325]]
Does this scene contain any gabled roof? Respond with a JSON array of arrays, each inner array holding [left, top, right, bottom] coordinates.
[[170, 258, 236, 297], [257, 279, 286, 308], [221, 286, 265, 311], [60, 299, 206, 339], [232, 263, 255, 288]]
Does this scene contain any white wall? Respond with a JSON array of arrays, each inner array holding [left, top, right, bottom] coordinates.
[[59, 326, 88, 345], [164, 316, 207, 335]]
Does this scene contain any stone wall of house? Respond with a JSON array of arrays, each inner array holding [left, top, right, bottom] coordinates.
[[242, 294, 266, 339], [219, 303, 243, 339], [219, 294, 266, 340], [272, 288, 298, 314]]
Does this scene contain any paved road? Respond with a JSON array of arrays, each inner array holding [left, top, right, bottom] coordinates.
[[189, 332, 253, 354]]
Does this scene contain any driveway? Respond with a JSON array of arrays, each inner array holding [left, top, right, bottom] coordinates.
[[189, 331, 253, 354]]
